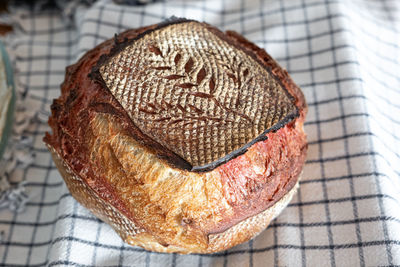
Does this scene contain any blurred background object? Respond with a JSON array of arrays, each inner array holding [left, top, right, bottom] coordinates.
[[0, 0, 12, 35], [0, 40, 15, 161]]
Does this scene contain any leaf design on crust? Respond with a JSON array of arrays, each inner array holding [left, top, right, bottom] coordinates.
[[184, 57, 194, 74], [196, 67, 206, 84], [226, 72, 237, 83], [174, 53, 182, 65], [164, 75, 185, 80], [187, 104, 203, 114], [176, 83, 196, 89], [151, 66, 171, 70], [208, 75, 215, 94], [98, 21, 297, 169], [148, 44, 163, 56]]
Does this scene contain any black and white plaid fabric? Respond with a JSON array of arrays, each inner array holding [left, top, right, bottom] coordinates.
[[1, 0, 400, 266]]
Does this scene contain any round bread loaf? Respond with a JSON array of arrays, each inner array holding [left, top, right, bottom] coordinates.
[[44, 19, 307, 254]]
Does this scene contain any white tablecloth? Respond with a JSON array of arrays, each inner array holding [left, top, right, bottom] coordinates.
[[1, 0, 400, 266]]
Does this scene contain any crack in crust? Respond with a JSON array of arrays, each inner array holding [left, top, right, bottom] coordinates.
[[92, 19, 298, 172]]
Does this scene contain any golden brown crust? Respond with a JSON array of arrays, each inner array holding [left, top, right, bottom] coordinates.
[[44, 20, 308, 253], [49, 141, 300, 253]]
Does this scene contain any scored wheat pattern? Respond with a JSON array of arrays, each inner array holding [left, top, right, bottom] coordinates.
[[99, 21, 296, 169]]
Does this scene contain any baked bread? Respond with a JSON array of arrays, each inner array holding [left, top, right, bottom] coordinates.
[[44, 18, 307, 254]]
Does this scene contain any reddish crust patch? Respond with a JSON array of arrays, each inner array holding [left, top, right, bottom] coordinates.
[[218, 125, 306, 206], [213, 123, 307, 233]]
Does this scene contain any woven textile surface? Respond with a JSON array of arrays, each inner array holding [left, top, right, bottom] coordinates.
[[0, 0, 400, 266]]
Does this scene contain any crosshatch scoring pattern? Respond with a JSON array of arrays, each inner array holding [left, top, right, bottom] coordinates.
[[98, 20, 297, 170], [0, 0, 399, 266]]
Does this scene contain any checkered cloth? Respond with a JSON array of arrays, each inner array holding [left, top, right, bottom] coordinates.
[[1, 0, 400, 266]]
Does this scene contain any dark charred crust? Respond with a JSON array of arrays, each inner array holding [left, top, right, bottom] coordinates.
[[88, 18, 301, 173]]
